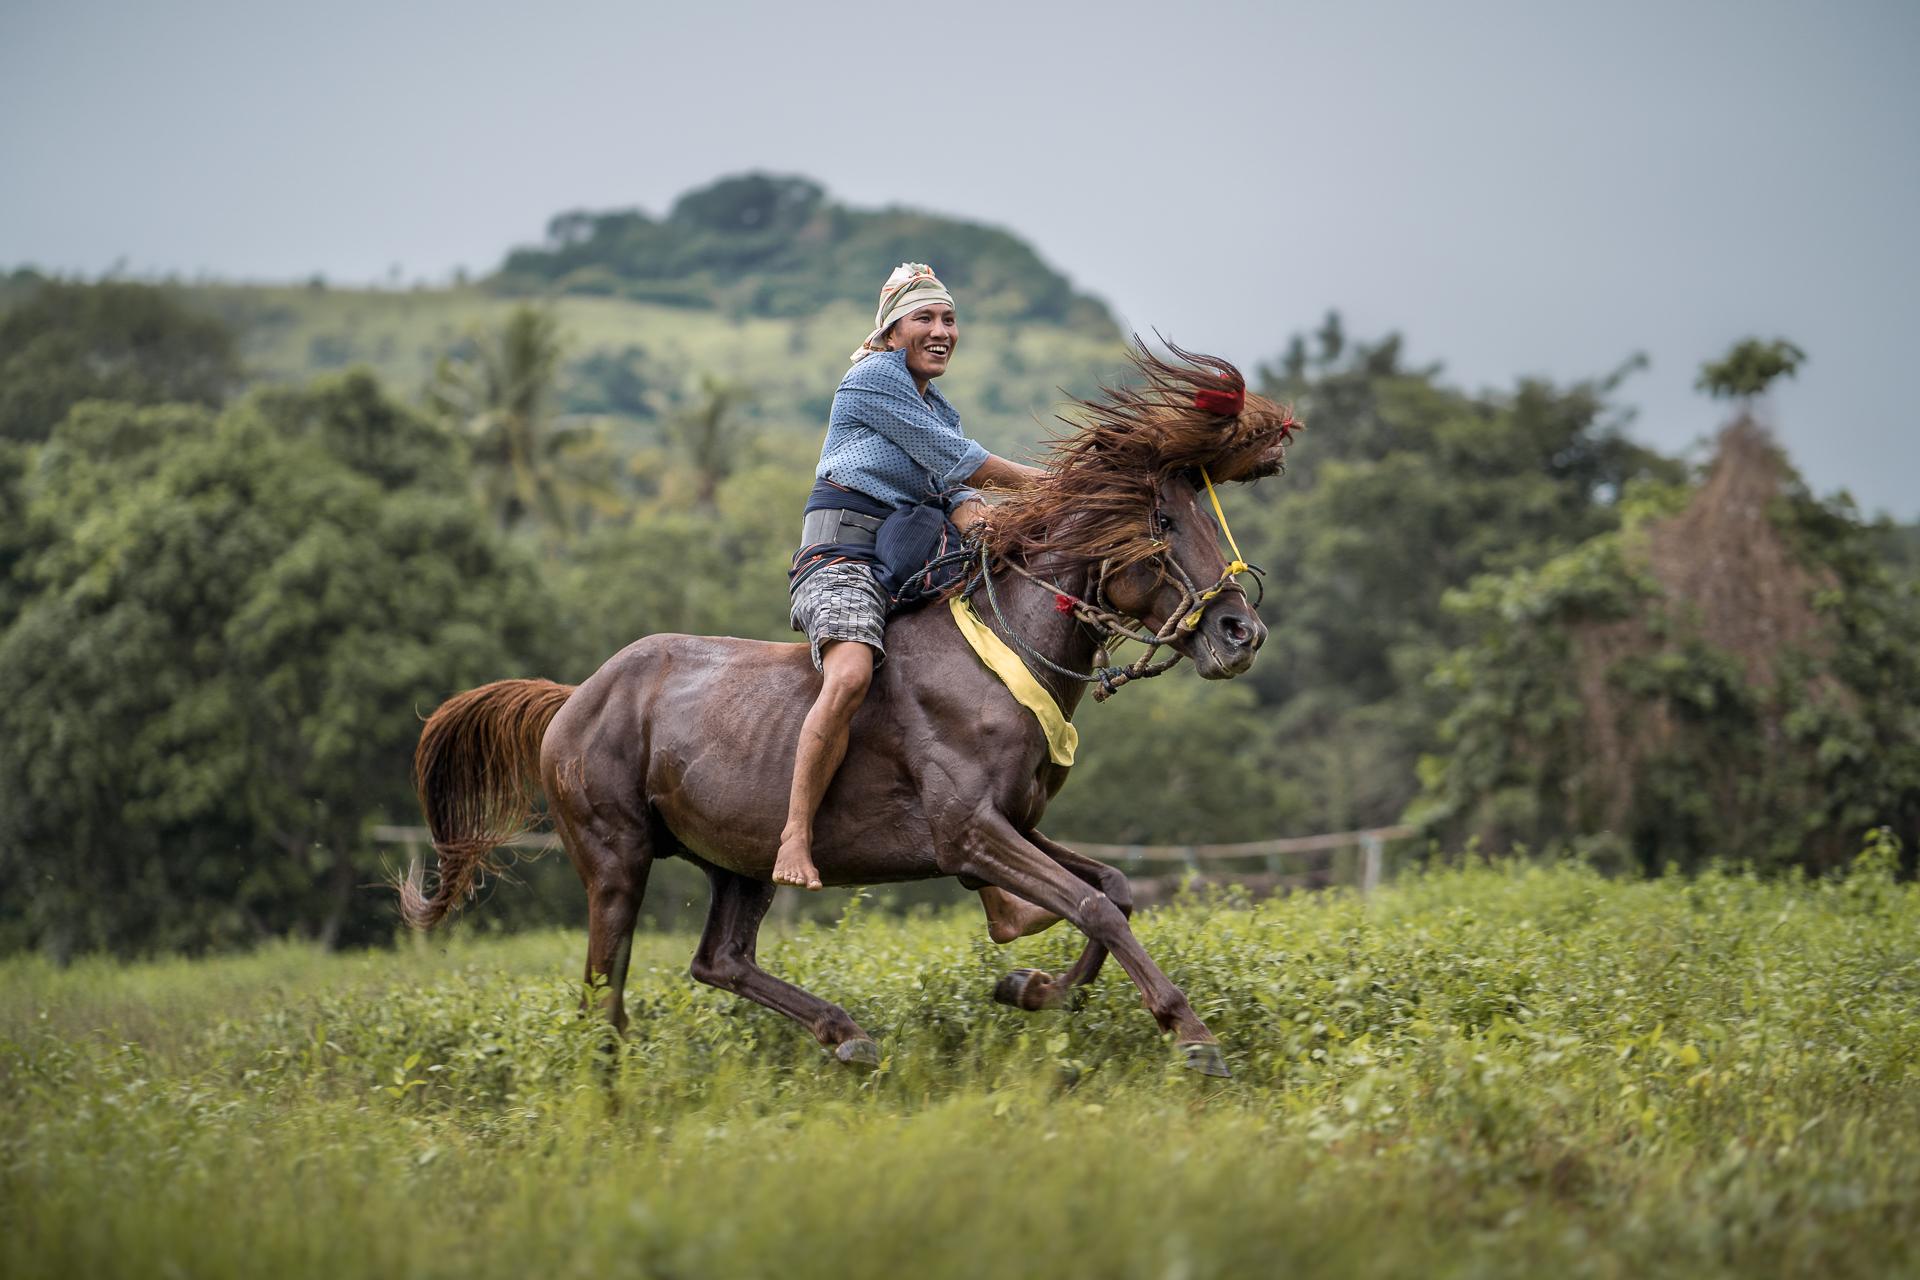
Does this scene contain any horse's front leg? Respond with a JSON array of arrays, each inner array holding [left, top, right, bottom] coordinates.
[[938, 806, 1226, 1076], [989, 831, 1132, 1013]]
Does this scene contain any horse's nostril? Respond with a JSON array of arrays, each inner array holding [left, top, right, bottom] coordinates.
[[1221, 616, 1250, 648]]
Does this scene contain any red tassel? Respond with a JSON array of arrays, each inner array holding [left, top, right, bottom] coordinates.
[[1194, 386, 1245, 416], [1054, 593, 1076, 613]]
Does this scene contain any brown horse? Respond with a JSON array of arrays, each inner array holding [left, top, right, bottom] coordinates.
[[402, 344, 1297, 1076]]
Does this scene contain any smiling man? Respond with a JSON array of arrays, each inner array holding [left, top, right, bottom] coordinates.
[[777, 262, 1045, 891]]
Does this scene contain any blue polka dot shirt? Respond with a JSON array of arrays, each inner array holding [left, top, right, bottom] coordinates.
[[815, 349, 987, 512]]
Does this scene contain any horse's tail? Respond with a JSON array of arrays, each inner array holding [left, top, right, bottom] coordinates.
[[399, 678, 576, 930]]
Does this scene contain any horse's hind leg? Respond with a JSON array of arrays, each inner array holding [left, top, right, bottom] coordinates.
[[688, 864, 880, 1069], [992, 831, 1132, 1012], [978, 886, 1061, 944], [551, 783, 654, 1034]]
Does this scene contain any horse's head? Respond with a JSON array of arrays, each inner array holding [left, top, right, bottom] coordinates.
[[985, 338, 1299, 688], [1098, 469, 1266, 679]]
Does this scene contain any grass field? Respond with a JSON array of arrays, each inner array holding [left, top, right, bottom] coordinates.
[[4, 860, 1917, 1279]]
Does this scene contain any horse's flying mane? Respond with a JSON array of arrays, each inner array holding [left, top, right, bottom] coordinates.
[[984, 338, 1299, 570]]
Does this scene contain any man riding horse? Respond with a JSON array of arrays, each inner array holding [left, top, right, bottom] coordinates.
[[402, 267, 1298, 1075]]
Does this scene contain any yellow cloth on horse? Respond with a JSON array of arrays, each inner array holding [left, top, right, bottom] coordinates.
[[947, 596, 1079, 766]]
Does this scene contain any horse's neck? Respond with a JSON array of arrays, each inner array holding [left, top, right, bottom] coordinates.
[[980, 557, 1100, 719]]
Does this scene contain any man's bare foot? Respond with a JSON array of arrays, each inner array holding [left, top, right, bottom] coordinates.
[[773, 836, 823, 891]]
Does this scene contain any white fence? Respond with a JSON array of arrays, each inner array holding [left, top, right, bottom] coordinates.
[[371, 823, 1417, 897]]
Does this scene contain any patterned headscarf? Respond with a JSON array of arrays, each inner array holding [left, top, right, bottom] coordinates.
[[849, 262, 955, 363]]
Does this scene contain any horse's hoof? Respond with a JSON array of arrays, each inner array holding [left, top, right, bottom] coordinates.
[[834, 1038, 881, 1070], [993, 968, 1057, 1011], [1180, 1042, 1231, 1078]]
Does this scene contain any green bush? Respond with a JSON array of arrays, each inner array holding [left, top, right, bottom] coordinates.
[[4, 859, 1917, 1279]]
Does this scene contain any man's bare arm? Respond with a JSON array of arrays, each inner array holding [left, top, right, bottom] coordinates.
[[966, 455, 1048, 490], [954, 454, 1046, 530]]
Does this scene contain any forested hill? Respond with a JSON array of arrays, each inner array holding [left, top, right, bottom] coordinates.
[[493, 173, 1119, 331], [108, 173, 1132, 463]]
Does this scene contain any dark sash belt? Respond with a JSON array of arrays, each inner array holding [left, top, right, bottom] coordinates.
[[800, 507, 884, 547]]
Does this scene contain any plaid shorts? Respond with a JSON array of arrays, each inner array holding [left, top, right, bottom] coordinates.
[[789, 561, 887, 670]]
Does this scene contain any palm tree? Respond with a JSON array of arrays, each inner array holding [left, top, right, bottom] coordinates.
[[428, 305, 621, 544], [667, 372, 756, 507]]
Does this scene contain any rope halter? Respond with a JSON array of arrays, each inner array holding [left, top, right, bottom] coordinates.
[[975, 467, 1263, 703]]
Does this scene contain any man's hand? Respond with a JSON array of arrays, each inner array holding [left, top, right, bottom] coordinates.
[[951, 497, 989, 532]]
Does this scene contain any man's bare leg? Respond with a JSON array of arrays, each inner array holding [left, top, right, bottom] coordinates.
[[979, 886, 1062, 943], [774, 640, 874, 890]]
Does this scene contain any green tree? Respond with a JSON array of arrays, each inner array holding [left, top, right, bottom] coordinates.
[[667, 372, 756, 507], [0, 279, 242, 443], [551, 432, 813, 675], [0, 441, 32, 622], [1043, 677, 1307, 845], [427, 305, 622, 543], [1416, 418, 1920, 874], [1228, 322, 1681, 834], [1696, 337, 1806, 403], [0, 374, 555, 957]]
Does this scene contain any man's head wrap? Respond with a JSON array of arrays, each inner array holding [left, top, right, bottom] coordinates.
[[850, 262, 955, 363]]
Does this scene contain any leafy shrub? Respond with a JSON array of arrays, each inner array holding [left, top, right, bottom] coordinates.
[[4, 860, 1917, 1279]]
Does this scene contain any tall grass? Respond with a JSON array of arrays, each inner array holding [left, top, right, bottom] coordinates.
[[4, 861, 1917, 1279]]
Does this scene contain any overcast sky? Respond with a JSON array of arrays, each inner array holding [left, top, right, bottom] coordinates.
[[4, 0, 1915, 516]]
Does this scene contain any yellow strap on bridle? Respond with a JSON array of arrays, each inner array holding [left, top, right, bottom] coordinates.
[[1180, 466, 1251, 630], [1201, 466, 1249, 578]]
